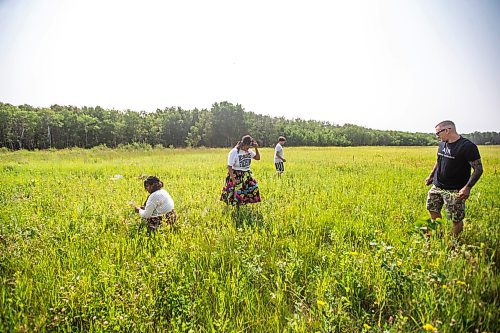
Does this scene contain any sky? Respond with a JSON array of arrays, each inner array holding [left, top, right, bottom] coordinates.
[[0, 0, 499, 133]]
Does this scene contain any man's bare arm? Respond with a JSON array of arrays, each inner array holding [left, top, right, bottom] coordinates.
[[466, 159, 483, 188], [425, 162, 438, 185], [457, 159, 483, 200]]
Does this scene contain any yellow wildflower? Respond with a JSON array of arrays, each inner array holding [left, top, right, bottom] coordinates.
[[423, 323, 437, 331]]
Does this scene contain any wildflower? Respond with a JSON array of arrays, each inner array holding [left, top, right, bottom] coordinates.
[[456, 280, 466, 286], [422, 323, 437, 331], [363, 323, 371, 330], [317, 300, 326, 307]]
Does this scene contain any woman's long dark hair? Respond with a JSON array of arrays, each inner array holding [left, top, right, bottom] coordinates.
[[236, 135, 253, 153]]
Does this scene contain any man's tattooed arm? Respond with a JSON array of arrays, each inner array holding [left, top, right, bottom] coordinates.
[[466, 159, 483, 188]]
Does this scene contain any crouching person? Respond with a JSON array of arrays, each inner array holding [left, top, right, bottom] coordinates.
[[134, 176, 176, 232]]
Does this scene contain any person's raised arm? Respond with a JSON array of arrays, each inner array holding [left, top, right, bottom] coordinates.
[[253, 141, 260, 160]]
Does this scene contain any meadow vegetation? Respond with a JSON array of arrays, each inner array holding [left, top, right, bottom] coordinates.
[[0, 146, 498, 332]]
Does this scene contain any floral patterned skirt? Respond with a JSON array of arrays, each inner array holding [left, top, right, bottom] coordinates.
[[220, 170, 261, 205], [146, 209, 177, 231]]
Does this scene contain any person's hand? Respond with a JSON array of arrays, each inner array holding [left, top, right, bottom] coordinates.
[[282, 158, 286, 162], [425, 176, 433, 186], [252, 140, 259, 148], [134, 206, 140, 213], [457, 186, 471, 200]]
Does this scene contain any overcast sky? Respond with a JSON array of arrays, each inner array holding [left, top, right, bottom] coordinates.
[[0, 0, 499, 133]]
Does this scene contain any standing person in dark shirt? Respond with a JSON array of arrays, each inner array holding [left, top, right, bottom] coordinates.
[[425, 120, 483, 235]]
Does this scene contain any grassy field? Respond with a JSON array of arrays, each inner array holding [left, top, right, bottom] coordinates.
[[0, 146, 499, 332]]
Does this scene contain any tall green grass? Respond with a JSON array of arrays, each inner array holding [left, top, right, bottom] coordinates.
[[0, 146, 498, 332]]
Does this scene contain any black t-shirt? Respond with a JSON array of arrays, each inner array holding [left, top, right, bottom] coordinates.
[[433, 136, 481, 190]]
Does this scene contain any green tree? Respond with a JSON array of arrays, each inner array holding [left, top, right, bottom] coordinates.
[[13, 105, 39, 149], [210, 102, 247, 147], [0, 103, 16, 149], [37, 108, 63, 148]]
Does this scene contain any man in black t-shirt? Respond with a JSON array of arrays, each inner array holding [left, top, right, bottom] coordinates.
[[425, 120, 483, 235]]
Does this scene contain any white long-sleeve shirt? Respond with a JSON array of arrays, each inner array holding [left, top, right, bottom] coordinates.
[[138, 189, 174, 219]]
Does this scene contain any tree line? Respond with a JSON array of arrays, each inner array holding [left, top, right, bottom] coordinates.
[[1, 101, 498, 150]]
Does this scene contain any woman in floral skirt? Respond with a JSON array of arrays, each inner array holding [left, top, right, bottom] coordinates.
[[221, 135, 261, 205]]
